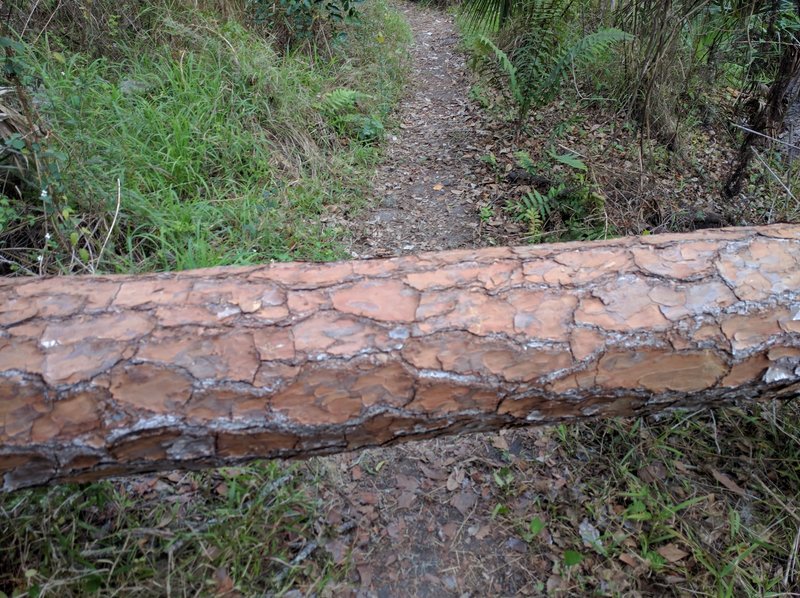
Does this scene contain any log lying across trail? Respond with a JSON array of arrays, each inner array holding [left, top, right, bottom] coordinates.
[[1, 225, 799, 491]]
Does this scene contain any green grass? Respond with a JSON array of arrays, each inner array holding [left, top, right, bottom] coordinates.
[[0, 462, 340, 596], [0, 1, 409, 594], [488, 400, 800, 595], [1, 0, 411, 274]]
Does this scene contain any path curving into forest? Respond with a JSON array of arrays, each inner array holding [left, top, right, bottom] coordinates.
[[350, 2, 487, 257]]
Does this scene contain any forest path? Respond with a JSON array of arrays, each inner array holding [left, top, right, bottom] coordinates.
[[325, 5, 552, 596], [349, 1, 488, 257]]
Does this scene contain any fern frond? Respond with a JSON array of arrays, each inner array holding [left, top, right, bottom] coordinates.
[[461, 0, 516, 31], [514, 150, 536, 174], [320, 88, 360, 115], [520, 189, 551, 218], [473, 35, 523, 106], [523, 205, 543, 239], [549, 150, 587, 171], [542, 28, 633, 101]]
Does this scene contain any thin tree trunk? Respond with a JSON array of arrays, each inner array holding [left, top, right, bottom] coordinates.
[[1, 225, 799, 491], [726, 29, 800, 196]]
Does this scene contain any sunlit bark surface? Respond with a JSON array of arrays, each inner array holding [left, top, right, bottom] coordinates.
[[1, 225, 799, 491]]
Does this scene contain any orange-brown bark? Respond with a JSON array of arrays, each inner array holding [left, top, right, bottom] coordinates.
[[1, 225, 799, 491]]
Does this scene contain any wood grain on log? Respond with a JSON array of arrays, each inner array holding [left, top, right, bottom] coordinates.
[[1, 225, 799, 491]]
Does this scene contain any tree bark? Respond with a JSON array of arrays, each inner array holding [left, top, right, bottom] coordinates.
[[1, 225, 800, 491]]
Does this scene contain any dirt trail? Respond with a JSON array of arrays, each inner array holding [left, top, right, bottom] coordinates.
[[327, 4, 553, 596], [350, 2, 487, 257]]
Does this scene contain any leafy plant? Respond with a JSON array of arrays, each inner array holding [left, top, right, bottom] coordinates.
[[548, 149, 586, 170], [319, 88, 384, 143], [321, 87, 362, 114], [513, 186, 560, 240], [472, 27, 630, 122], [248, 0, 364, 49], [563, 549, 584, 567], [522, 517, 546, 542], [507, 147, 611, 242]]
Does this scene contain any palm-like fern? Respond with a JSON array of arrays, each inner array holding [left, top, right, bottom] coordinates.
[[474, 28, 631, 121], [320, 88, 361, 115]]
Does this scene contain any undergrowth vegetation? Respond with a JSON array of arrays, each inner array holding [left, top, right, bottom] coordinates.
[[0, 0, 410, 594], [452, 7, 800, 592], [1, 462, 338, 596], [482, 401, 800, 595], [459, 0, 800, 243], [0, 0, 410, 274]]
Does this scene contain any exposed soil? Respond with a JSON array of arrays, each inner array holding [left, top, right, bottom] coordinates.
[[348, 3, 490, 257], [319, 429, 566, 597], [331, 4, 560, 595]]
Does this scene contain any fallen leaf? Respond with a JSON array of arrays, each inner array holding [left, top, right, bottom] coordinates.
[[397, 491, 416, 509], [442, 522, 460, 539], [450, 489, 477, 516], [638, 461, 667, 483], [395, 474, 419, 492], [546, 575, 562, 592], [214, 567, 238, 596], [712, 470, 747, 496], [618, 553, 638, 567], [357, 491, 379, 505], [492, 435, 509, 451], [657, 543, 689, 563], [578, 519, 603, 553], [433, 183, 444, 191], [505, 537, 528, 553], [387, 520, 406, 540], [420, 465, 447, 481], [324, 538, 349, 564], [357, 564, 373, 588], [446, 468, 464, 491]]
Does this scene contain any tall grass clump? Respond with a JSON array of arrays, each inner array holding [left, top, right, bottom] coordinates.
[[0, 0, 410, 274]]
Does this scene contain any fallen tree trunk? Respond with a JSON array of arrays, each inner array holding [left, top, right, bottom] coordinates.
[[1, 225, 799, 490]]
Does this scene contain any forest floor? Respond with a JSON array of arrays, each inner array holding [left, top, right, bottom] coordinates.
[[314, 3, 800, 596], [2, 1, 798, 596]]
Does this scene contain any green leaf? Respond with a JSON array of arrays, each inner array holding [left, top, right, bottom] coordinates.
[[79, 248, 90, 262], [549, 150, 586, 171], [5, 135, 26, 151], [491, 503, 509, 518], [69, 232, 79, 246], [473, 36, 522, 107], [528, 517, 545, 537], [84, 574, 103, 593], [0, 36, 24, 52], [563, 550, 583, 567]]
